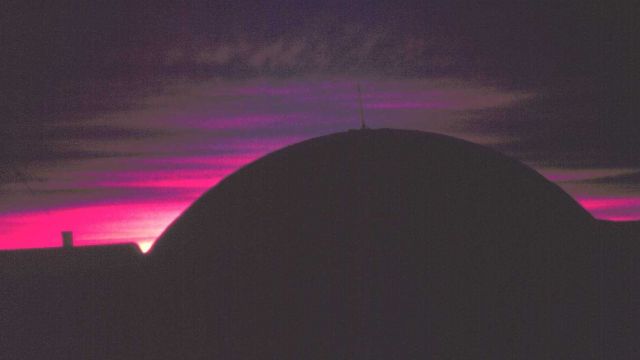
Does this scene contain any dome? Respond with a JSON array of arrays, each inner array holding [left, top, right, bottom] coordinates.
[[146, 129, 602, 359], [153, 128, 592, 259]]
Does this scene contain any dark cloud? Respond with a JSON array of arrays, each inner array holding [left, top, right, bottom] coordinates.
[[1, 123, 160, 175], [0, 185, 196, 214], [460, 87, 640, 168], [43, 125, 166, 141], [581, 171, 640, 190], [4, 1, 636, 106]]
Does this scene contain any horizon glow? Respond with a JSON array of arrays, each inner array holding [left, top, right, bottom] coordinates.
[[1, 78, 639, 252]]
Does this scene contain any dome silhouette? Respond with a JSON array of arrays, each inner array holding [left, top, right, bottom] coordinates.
[[144, 129, 610, 359], [153, 128, 592, 258], [4, 129, 640, 359]]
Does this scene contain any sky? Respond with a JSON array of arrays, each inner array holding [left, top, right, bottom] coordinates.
[[1, 1, 639, 252]]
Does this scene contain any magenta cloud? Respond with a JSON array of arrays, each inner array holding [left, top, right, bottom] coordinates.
[[1, 77, 638, 251]]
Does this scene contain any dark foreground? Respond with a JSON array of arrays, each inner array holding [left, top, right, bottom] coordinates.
[[2, 129, 639, 359]]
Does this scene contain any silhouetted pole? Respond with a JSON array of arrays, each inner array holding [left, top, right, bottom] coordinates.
[[62, 231, 73, 248], [357, 83, 367, 130]]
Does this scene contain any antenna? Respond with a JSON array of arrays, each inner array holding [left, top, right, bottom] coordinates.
[[357, 83, 367, 130]]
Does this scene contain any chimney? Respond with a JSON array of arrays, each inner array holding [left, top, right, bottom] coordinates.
[[62, 231, 73, 248]]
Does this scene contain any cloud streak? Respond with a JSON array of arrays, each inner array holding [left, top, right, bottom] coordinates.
[[1, 76, 638, 251]]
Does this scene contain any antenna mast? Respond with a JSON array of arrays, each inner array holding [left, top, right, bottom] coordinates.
[[357, 83, 367, 130]]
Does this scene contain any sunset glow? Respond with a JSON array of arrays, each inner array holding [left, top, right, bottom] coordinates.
[[1, 79, 639, 252], [577, 197, 640, 221], [0, 201, 188, 252]]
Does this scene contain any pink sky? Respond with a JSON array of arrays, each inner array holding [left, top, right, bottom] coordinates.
[[1, 78, 638, 252]]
